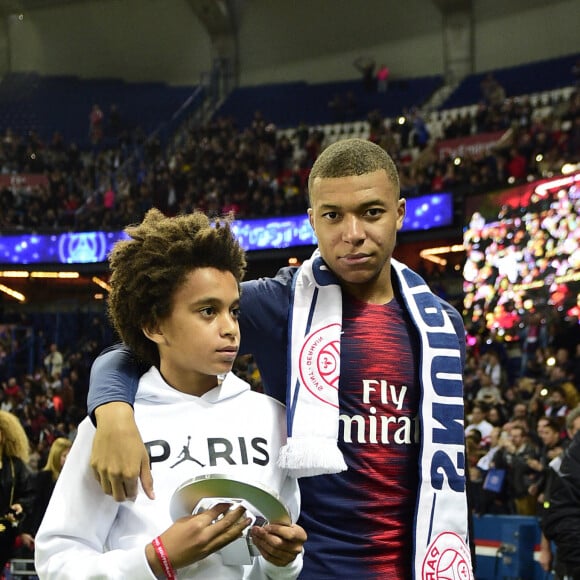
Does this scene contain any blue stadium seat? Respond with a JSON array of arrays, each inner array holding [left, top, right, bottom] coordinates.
[[440, 52, 579, 109], [0, 73, 201, 148]]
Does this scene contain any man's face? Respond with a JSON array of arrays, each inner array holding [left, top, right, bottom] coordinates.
[[471, 407, 484, 423], [539, 427, 560, 447], [510, 428, 524, 448], [308, 170, 405, 302]]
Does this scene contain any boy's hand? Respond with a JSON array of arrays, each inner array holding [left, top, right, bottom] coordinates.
[[91, 402, 154, 501], [146, 504, 251, 575], [250, 522, 307, 567]]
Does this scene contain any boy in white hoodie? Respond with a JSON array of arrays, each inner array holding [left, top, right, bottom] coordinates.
[[35, 208, 306, 579]]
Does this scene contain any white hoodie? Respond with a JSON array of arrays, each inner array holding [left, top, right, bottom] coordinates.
[[35, 368, 302, 579]]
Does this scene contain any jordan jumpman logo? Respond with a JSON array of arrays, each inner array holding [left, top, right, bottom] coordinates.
[[170, 436, 205, 468]]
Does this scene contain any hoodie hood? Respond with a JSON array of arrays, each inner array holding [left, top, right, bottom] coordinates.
[[136, 366, 250, 405]]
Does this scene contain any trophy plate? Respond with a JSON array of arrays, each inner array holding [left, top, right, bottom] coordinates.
[[169, 473, 291, 526]]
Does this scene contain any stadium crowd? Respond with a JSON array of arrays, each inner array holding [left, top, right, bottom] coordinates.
[[0, 73, 578, 577], [0, 81, 578, 233]]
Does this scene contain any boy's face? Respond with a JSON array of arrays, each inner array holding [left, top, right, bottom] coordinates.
[[145, 267, 240, 396], [308, 169, 405, 301]]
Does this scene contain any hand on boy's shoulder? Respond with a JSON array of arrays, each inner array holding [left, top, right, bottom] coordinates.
[[91, 402, 154, 501]]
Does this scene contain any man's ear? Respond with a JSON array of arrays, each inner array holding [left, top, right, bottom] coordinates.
[[396, 197, 406, 231], [307, 207, 315, 231]]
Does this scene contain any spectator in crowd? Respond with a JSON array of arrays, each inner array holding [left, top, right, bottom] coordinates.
[[410, 109, 430, 150], [466, 403, 494, 444], [86, 138, 475, 578], [18, 437, 72, 559], [536, 417, 566, 464], [480, 73, 506, 107], [88, 104, 104, 145], [466, 428, 486, 514], [486, 404, 507, 427], [1, 378, 21, 414], [376, 64, 390, 93], [544, 386, 569, 419], [546, 364, 579, 411], [43, 344, 63, 381], [541, 405, 580, 579], [508, 400, 541, 435], [542, 414, 566, 446], [510, 401, 530, 424], [475, 426, 506, 515], [474, 372, 504, 407], [492, 424, 541, 515], [35, 208, 306, 579], [482, 350, 505, 390], [506, 146, 528, 182], [476, 426, 503, 474], [0, 410, 34, 574], [527, 417, 566, 510], [353, 56, 376, 92], [521, 312, 547, 374]]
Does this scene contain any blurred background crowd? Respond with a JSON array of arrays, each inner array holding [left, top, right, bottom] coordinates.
[[0, 0, 578, 576]]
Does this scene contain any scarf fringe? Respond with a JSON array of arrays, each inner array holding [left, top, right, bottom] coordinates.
[[278, 438, 348, 478]]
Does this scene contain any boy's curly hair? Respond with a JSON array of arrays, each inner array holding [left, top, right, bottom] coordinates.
[[107, 208, 246, 367]]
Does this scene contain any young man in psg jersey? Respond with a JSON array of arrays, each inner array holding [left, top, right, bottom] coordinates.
[[87, 138, 474, 579]]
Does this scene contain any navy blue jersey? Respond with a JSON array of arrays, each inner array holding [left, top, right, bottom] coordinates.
[[238, 269, 460, 579], [296, 294, 420, 578]]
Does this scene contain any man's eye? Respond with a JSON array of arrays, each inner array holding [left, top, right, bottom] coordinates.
[[323, 212, 339, 220], [232, 307, 241, 319], [200, 307, 215, 317], [366, 208, 384, 217]]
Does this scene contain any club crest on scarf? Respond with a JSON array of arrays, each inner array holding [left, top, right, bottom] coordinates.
[[421, 532, 473, 580], [298, 323, 340, 407]]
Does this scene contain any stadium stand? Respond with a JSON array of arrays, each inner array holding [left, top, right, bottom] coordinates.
[[215, 74, 443, 129], [0, 72, 203, 148], [440, 52, 579, 110]]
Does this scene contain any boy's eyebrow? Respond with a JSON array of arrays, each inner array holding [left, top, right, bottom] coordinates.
[[190, 296, 240, 307]]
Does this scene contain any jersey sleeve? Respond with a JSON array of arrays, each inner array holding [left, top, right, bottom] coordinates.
[[238, 270, 295, 403], [86, 343, 147, 419]]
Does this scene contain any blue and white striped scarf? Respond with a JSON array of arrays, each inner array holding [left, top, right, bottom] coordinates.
[[278, 249, 474, 580]]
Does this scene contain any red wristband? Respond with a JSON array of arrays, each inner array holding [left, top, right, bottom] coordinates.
[[152, 536, 176, 580]]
